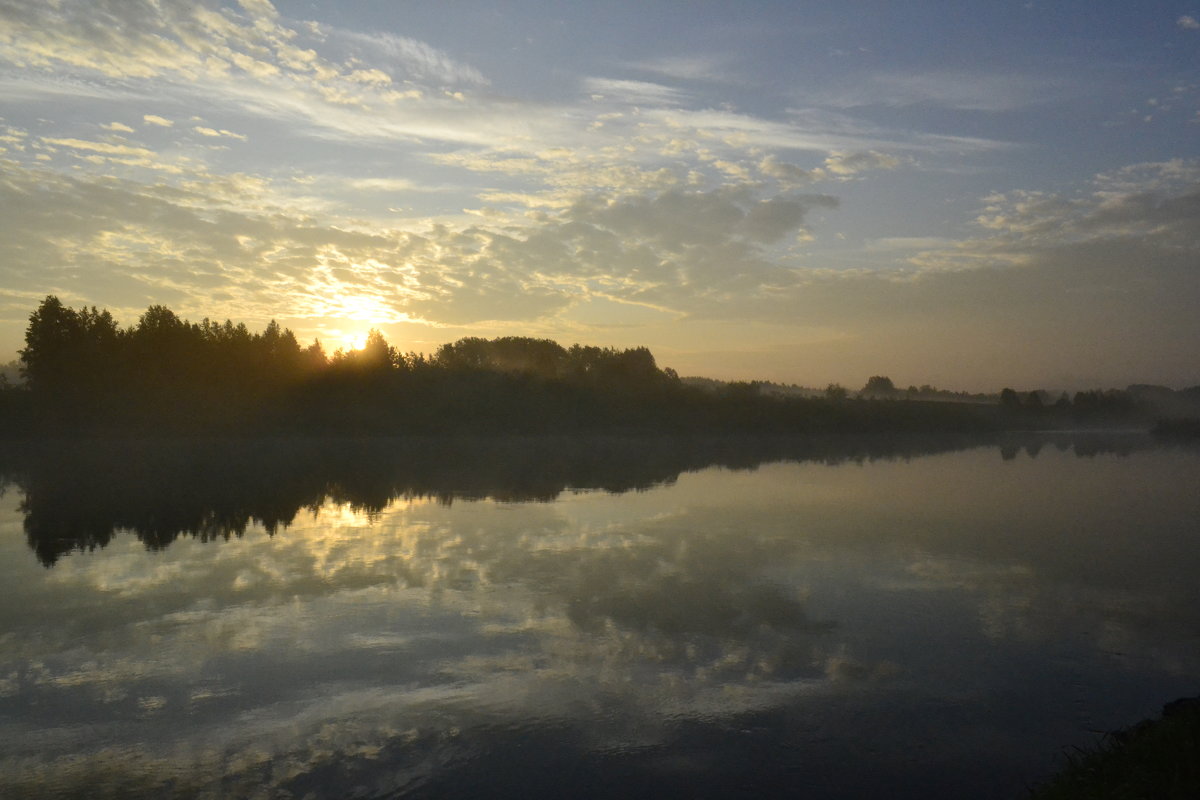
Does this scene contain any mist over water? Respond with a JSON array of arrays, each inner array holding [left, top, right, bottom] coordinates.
[[1, 435, 1197, 798]]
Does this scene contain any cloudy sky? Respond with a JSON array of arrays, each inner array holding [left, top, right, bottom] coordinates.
[[1, 0, 1197, 389]]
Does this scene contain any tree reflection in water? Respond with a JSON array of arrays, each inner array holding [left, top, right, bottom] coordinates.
[[0, 433, 1037, 567], [0, 432, 1196, 799]]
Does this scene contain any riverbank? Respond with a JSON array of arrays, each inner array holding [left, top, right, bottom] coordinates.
[[1029, 697, 1200, 798]]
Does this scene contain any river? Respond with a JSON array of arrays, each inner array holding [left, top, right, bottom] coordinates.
[[1, 434, 1196, 798]]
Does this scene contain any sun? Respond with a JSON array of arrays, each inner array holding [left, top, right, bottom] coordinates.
[[341, 331, 368, 351]]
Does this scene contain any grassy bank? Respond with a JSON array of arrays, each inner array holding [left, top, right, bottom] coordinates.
[[1029, 697, 1200, 799]]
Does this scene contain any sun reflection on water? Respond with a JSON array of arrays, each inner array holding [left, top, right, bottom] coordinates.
[[2, 446, 1200, 798]]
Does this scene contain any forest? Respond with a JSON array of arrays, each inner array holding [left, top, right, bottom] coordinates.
[[0, 297, 1191, 438]]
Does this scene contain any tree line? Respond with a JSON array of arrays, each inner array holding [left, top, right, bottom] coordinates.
[[2, 296, 1187, 438], [9, 296, 697, 434]]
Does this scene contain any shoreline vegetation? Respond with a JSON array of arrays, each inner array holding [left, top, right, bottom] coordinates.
[[1029, 697, 1200, 799], [2, 297, 1198, 438]]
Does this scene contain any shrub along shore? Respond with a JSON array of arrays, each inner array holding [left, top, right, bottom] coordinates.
[[1029, 697, 1200, 799]]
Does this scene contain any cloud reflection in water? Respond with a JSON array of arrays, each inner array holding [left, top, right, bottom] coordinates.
[[0, 435, 1197, 798]]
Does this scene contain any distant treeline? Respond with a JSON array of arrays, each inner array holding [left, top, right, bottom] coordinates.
[[0, 297, 1193, 437], [995, 383, 1200, 430]]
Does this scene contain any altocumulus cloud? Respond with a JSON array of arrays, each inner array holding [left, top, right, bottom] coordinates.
[[785, 160, 1200, 384], [3, 134, 1197, 385], [0, 155, 836, 328], [0, 0, 1195, 386], [2, 0, 937, 185]]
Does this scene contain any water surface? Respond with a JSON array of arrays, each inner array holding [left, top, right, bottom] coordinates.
[[1, 435, 1197, 798]]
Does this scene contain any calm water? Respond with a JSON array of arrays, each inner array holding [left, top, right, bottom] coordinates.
[[1, 435, 1198, 798]]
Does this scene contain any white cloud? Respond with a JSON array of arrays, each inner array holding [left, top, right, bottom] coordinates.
[[0, 0, 1013, 172], [1, 141, 1197, 386], [0, 0, 497, 147], [345, 177, 439, 193], [2, 0, 1191, 387], [808, 71, 1071, 112], [238, 0, 280, 21], [758, 155, 821, 186], [822, 150, 903, 177], [1178, 15, 1200, 30], [584, 77, 688, 106], [865, 237, 957, 252], [760, 150, 917, 187], [314, 26, 488, 88], [0, 74, 152, 104], [630, 55, 732, 83], [40, 137, 157, 158], [193, 126, 247, 140], [972, 159, 1200, 242], [0, 155, 840, 333], [0, 0, 1016, 233], [652, 107, 1011, 156]]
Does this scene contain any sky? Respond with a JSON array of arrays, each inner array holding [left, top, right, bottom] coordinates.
[[1, 0, 1198, 390]]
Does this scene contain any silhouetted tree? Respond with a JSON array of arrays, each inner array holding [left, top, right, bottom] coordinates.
[[824, 383, 848, 401], [861, 375, 896, 397], [1072, 389, 1136, 422], [332, 329, 393, 372], [18, 296, 125, 425], [11, 298, 1012, 437], [20, 296, 85, 393]]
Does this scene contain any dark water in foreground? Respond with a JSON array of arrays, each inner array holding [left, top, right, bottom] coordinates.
[[0, 435, 1197, 798]]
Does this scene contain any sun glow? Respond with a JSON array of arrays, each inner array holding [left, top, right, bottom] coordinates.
[[340, 331, 368, 351], [308, 288, 416, 353]]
